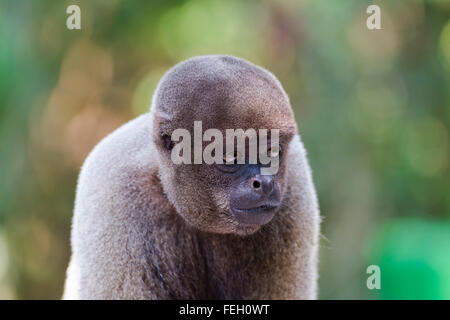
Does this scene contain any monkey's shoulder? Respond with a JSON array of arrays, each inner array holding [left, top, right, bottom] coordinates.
[[81, 113, 153, 173], [284, 135, 320, 219], [75, 113, 167, 214]]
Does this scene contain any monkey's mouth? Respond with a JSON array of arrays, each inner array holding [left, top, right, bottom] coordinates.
[[230, 204, 279, 226]]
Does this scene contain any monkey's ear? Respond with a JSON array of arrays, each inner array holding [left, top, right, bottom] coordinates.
[[154, 110, 174, 151], [162, 134, 174, 151]]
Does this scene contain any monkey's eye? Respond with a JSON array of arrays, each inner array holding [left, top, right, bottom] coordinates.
[[223, 151, 240, 164], [267, 146, 281, 158], [216, 151, 241, 173]]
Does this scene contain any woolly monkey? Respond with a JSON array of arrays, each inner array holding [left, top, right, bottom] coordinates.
[[63, 55, 320, 299]]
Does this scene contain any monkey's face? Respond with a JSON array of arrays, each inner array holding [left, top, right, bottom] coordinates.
[[155, 125, 294, 236]]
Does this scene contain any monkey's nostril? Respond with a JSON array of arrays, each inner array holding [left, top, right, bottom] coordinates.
[[252, 180, 261, 189]]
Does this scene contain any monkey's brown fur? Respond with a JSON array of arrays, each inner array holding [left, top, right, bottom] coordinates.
[[63, 55, 320, 299]]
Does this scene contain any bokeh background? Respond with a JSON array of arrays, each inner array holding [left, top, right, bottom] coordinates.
[[0, 0, 449, 299]]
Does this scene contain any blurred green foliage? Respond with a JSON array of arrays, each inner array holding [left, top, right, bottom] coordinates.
[[367, 219, 450, 299], [0, 0, 449, 299]]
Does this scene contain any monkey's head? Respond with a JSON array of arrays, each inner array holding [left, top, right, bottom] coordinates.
[[151, 55, 297, 236]]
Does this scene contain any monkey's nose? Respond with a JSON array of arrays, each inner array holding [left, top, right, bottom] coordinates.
[[250, 175, 274, 195]]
